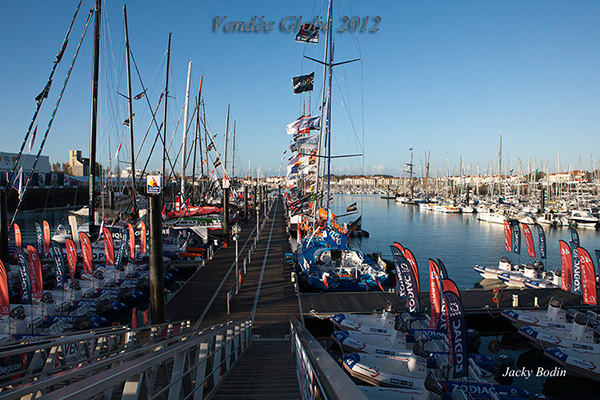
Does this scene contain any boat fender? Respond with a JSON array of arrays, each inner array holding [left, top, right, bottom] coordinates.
[[467, 329, 481, 353], [493, 354, 515, 384], [491, 288, 503, 303], [488, 339, 500, 354]]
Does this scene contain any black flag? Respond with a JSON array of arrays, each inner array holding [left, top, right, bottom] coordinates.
[[35, 79, 52, 104], [292, 72, 314, 94], [295, 23, 319, 44]]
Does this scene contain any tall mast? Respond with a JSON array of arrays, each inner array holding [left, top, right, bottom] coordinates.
[[162, 33, 171, 190], [224, 105, 230, 173], [497, 134, 502, 198], [202, 101, 208, 201], [314, 0, 332, 213], [88, 0, 101, 240], [196, 77, 203, 203], [123, 4, 137, 213], [181, 61, 192, 201], [191, 96, 198, 205], [425, 151, 430, 196], [325, 0, 334, 225], [232, 119, 236, 179], [407, 149, 414, 199]]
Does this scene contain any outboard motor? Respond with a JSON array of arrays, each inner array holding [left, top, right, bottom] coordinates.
[[384, 300, 396, 314], [493, 354, 515, 384], [569, 312, 589, 341], [533, 261, 544, 271], [408, 340, 428, 373], [41, 292, 55, 304], [424, 371, 444, 397], [412, 339, 429, 359], [524, 263, 536, 279], [499, 257, 511, 271], [552, 269, 562, 286], [10, 306, 26, 321], [394, 314, 408, 333], [545, 298, 562, 321], [93, 270, 104, 281], [467, 329, 481, 353]]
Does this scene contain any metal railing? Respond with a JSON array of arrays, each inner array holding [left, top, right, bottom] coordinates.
[[0, 318, 251, 399], [290, 317, 367, 400], [0, 320, 191, 394]]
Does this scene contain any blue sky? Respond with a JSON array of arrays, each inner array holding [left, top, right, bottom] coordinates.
[[1, 0, 599, 177]]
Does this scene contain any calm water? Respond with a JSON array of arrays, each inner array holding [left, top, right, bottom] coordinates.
[[331, 194, 600, 289]]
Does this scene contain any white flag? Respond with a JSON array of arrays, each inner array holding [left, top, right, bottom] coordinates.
[[286, 115, 321, 135]]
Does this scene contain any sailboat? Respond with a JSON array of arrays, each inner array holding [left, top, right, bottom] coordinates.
[[287, 1, 388, 292]]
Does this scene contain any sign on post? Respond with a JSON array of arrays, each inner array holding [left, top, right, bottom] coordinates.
[[147, 175, 161, 195]]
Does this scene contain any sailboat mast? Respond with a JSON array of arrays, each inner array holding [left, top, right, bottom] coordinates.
[[191, 96, 198, 205], [162, 33, 171, 191], [123, 5, 137, 213], [325, 0, 334, 225], [315, 1, 332, 214], [181, 61, 192, 202], [408, 149, 414, 199], [224, 105, 230, 173], [88, 0, 101, 240], [232, 119, 236, 179], [497, 134, 502, 198]]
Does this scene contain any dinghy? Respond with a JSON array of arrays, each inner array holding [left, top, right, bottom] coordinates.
[[518, 312, 596, 349]]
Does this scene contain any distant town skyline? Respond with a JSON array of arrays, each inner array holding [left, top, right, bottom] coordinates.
[[1, 1, 598, 178]]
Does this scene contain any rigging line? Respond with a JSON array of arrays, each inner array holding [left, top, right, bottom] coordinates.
[[333, 71, 363, 156], [9, 9, 94, 230], [165, 97, 205, 183], [167, 104, 185, 155], [337, 0, 362, 58], [129, 49, 168, 160], [138, 122, 164, 183], [5, 0, 83, 194], [135, 93, 164, 163]]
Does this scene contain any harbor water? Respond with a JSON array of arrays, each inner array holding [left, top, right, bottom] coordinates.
[[331, 194, 600, 289]]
